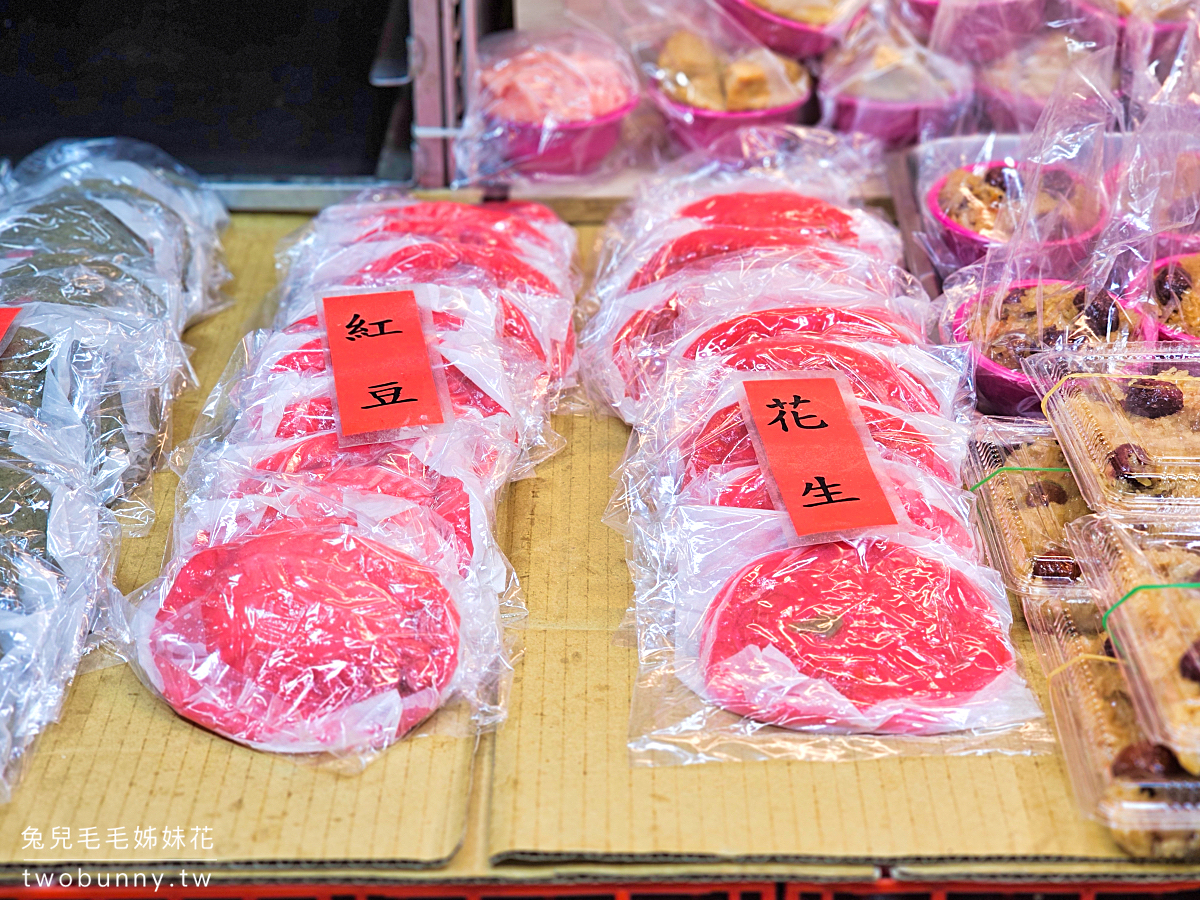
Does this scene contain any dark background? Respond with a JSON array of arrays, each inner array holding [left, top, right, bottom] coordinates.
[[0, 0, 401, 176]]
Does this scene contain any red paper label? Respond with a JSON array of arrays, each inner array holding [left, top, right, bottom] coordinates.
[[741, 375, 899, 541], [0, 308, 18, 342], [322, 290, 445, 437]]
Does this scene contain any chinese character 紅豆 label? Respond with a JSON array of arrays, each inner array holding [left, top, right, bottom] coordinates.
[[321, 290, 446, 437], [361, 381, 417, 410], [344, 313, 402, 341], [741, 376, 900, 542]]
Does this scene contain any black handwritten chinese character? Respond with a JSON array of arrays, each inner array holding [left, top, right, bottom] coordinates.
[[766, 395, 828, 433], [361, 382, 418, 409], [345, 313, 402, 341], [801, 476, 859, 507]]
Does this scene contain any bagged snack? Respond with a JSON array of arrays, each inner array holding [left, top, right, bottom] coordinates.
[[8, 137, 230, 327], [818, 0, 971, 148], [626, 501, 1044, 762], [602, 0, 814, 150], [581, 249, 930, 419], [966, 418, 1093, 597], [129, 517, 471, 756], [454, 28, 640, 184]]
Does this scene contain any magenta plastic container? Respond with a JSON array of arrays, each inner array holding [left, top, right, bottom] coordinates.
[[925, 162, 1108, 269], [906, 0, 939, 41], [950, 0, 1048, 62], [828, 88, 970, 151], [976, 82, 1048, 133], [953, 280, 1157, 416], [1066, 0, 1188, 64], [1126, 253, 1200, 342], [650, 86, 809, 152], [488, 96, 638, 177], [715, 0, 837, 58]]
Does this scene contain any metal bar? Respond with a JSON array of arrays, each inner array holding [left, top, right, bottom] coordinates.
[[410, 0, 447, 186], [201, 178, 404, 213]]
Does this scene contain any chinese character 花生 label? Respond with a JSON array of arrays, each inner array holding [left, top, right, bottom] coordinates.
[[321, 290, 445, 438], [741, 375, 901, 542]]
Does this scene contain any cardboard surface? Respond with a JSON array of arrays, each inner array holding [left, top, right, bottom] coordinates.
[[485, 229, 1190, 869], [0, 213, 1194, 880], [0, 215, 475, 869]]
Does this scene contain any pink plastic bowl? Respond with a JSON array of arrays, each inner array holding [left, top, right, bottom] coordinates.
[[1126, 253, 1200, 342], [650, 86, 810, 152], [488, 95, 639, 177], [715, 0, 837, 58], [976, 82, 1049, 133], [953, 280, 1157, 416], [906, 0, 939, 41], [926, 161, 1109, 270], [828, 89, 971, 151]]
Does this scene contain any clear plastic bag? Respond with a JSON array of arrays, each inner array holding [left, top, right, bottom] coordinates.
[[8, 137, 231, 327], [454, 27, 641, 185], [917, 47, 1120, 281], [277, 194, 580, 404], [626, 504, 1046, 763], [581, 249, 931, 419], [0, 302, 190, 534], [125, 516, 493, 759], [818, 0, 972, 149], [1023, 591, 1200, 859]]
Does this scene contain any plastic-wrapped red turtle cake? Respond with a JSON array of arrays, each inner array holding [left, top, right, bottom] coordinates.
[[126, 191, 566, 761], [287, 198, 578, 294], [698, 540, 1017, 733], [604, 125, 904, 266], [580, 250, 931, 419], [712, 336, 965, 417], [140, 523, 462, 754], [678, 393, 967, 487], [280, 236, 575, 389], [680, 458, 978, 557]]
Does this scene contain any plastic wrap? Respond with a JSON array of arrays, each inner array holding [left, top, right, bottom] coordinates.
[[0, 404, 119, 800], [713, 0, 856, 59], [454, 28, 641, 185], [127, 518, 478, 757], [626, 503, 1046, 763], [8, 137, 231, 326], [581, 250, 931, 419], [966, 417, 1094, 598], [600, 0, 814, 150], [0, 137, 226, 798], [1068, 515, 1200, 780], [276, 194, 579, 402], [916, 46, 1120, 281], [1023, 592, 1200, 859], [817, 0, 972, 149], [1097, 15, 1200, 336], [1026, 344, 1200, 517], [923, 0, 1119, 136]]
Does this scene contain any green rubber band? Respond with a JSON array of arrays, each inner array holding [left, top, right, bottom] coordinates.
[[968, 466, 1071, 492], [1102, 582, 1200, 635]]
